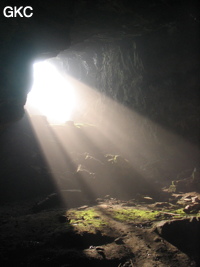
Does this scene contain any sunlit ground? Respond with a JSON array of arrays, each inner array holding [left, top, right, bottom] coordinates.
[[25, 59, 200, 205]]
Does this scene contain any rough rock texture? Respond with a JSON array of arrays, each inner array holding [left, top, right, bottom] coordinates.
[[0, 0, 199, 199], [0, 0, 199, 143], [0, 3, 200, 265], [155, 217, 200, 265], [0, 0, 72, 128]]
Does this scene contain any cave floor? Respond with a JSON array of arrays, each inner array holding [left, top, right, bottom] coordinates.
[[0, 193, 199, 267]]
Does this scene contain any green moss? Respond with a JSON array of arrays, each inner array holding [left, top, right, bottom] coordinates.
[[67, 208, 108, 232], [111, 208, 160, 222], [111, 207, 199, 222], [164, 208, 199, 217], [66, 206, 199, 233], [166, 208, 185, 215]]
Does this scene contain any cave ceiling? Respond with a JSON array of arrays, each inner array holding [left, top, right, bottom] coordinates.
[[0, 0, 199, 143]]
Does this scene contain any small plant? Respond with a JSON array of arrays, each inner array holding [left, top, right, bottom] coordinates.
[[168, 181, 176, 193]]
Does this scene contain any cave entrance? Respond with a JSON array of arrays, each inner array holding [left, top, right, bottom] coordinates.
[[26, 60, 76, 125]]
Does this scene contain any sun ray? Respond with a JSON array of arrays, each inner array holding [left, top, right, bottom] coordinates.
[[25, 60, 200, 205]]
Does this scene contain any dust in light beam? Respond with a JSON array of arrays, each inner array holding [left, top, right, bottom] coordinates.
[[25, 59, 200, 205]]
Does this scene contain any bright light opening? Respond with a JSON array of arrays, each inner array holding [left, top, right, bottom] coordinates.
[[26, 61, 76, 124]]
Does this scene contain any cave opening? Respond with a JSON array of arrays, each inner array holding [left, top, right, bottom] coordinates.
[[0, 1, 200, 266], [26, 60, 76, 124]]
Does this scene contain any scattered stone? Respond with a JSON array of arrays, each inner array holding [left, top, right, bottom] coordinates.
[[114, 237, 124, 245], [77, 205, 88, 210], [183, 198, 192, 202], [96, 198, 103, 202], [123, 201, 136, 207], [143, 197, 153, 200], [136, 196, 154, 203], [172, 194, 182, 200], [97, 250, 105, 257], [153, 237, 162, 242], [96, 246, 104, 251], [183, 203, 200, 214], [192, 196, 200, 203]]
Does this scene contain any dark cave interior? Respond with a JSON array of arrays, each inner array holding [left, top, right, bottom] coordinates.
[[0, 1, 200, 266]]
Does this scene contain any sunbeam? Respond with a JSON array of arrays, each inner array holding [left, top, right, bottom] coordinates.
[[25, 60, 200, 206]]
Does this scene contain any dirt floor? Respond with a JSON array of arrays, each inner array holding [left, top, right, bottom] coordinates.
[[0, 191, 199, 267]]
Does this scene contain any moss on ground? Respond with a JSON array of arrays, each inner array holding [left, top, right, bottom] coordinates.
[[67, 208, 108, 232], [111, 208, 160, 221], [66, 206, 200, 233]]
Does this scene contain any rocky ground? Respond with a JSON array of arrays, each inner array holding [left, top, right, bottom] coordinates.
[[0, 190, 200, 267], [1, 120, 200, 266]]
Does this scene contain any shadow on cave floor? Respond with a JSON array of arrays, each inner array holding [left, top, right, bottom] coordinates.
[[155, 217, 200, 266], [0, 112, 164, 203], [0, 113, 200, 266], [0, 195, 199, 267]]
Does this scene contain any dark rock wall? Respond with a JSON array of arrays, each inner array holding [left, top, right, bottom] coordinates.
[[0, 0, 72, 127], [0, 0, 199, 200], [0, 0, 199, 136], [58, 32, 199, 144]]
